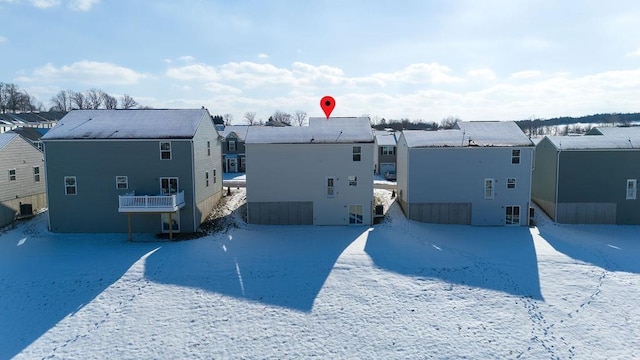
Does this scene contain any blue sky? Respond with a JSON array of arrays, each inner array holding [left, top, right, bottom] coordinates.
[[2, 0, 640, 123]]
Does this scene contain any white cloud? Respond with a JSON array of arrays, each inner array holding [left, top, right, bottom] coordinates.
[[68, 0, 99, 11], [18, 61, 151, 85], [467, 68, 496, 81], [0, 35, 6, 43], [626, 48, 640, 57], [31, 0, 59, 8], [177, 55, 196, 63], [372, 63, 462, 84], [257, 53, 269, 59], [510, 70, 542, 79]]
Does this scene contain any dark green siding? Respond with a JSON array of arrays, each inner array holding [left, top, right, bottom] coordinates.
[[531, 138, 558, 218]]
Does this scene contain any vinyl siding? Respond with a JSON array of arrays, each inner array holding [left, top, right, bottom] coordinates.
[[192, 118, 224, 226], [246, 143, 374, 225], [44, 139, 196, 233]]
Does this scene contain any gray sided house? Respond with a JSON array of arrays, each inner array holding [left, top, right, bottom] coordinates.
[[245, 117, 375, 225], [220, 125, 249, 173], [42, 109, 223, 236], [0, 132, 47, 227], [397, 121, 534, 226], [532, 127, 640, 224], [373, 130, 397, 176]]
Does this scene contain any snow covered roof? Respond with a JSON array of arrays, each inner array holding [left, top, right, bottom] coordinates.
[[220, 125, 250, 141], [0, 132, 18, 150], [587, 126, 640, 138], [246, 117, 373, 144], [374, 130, 397, 146], [544, 134, 639, 150], [403, 121, 533, 148], [42, 109, 210, 140]]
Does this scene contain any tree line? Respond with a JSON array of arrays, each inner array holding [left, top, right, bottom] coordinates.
[[0, 82, 143, 113], [213, 110, 309, 126]]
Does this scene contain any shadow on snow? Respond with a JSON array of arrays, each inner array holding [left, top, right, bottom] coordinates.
[[365, 202, 543, 300], [143, 225, 365, 312], [537, 223, 640, 274], [0, 214, 158, 360]]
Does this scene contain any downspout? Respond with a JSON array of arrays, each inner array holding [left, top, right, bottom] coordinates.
[[43, 141, 51, 231], [554, 148, 561, 222], [191, 139, 197, 232]]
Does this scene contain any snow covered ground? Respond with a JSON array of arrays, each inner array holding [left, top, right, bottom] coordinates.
[[2, 189, 639, 359]]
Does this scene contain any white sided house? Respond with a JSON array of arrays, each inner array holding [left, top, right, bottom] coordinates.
[[42, 109, 223, 237], [245, 117, 374, 225], [397, 121, 534, 226]]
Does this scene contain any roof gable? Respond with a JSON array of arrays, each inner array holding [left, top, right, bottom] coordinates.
[[0, 132, 19, 150], [42, 109, 209, 140]]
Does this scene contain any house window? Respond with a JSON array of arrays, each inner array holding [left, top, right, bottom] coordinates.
[[505, 206, 520, 225], [228, 140, 236, 152], [9, 169, 16, 181], [33, 167, 41, 182], [205, 171, 209, 187], [353, 146, 361, 161], [327, 177, 335, 198], [381, 146, 395, 155], [511, 149, 521, 164], [349, 176, 357, 186], [160, 142, 172, 160], [484, 178, 495, 199], [116, 176, 128, 189], [65, 176, 77, 195], [349, 204, 364, 224], [213, 169, 217, 184], [207, 141, 211, 156], [627, 179, 637, 200], [507, 178, 516, 189]]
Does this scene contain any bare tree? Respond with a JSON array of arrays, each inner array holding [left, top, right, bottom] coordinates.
[[85, 88, 103, 109], [440, 116, 460, 129], [50, 90, 72, 112], [271, 110, 292, 125], [120, 94, 138, 109], [293, 110, 307, 126], [223, 113, 234, 125], [70, 91, 86, 110], [101, 91, 118, 109], [244, 111, 257, 125]]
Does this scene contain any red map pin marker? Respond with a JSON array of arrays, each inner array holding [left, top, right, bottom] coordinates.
[[320, 96, 335, 119]]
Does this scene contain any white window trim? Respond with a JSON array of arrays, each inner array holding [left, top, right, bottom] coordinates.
[[348, 176, 357, 187], [213, 169, 217, 184], [627, 179, 637, 200], [506, 177, 516, 189], [353, 146, 361, 161], [228, 140, 236, 152], [348, 204, 364, 225], [207, 141, 211, 156], [327, 177, 336, 198], [9, 168, 16, 181], [160, 141, 172, 160], [116, 176, 128, 190], [33, 166, 41, 182], [511, 149, 521, 164], [64, 176, 77, 195], [484, 178, 495, 200], [505, 205, 521, 226], [205, 171, 210, 187]]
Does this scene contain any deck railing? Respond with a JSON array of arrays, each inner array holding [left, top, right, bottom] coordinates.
[[118, 191, 185, 212]]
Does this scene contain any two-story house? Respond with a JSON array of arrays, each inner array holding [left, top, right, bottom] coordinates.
[[0, 132, 47, 227], [397, 121, 535, 226], [220, 125, 249, 173], [373, 130, 397, 176], [532, 126, 640, 224], [42, 109, 223, 238], [245, 117, 374, 225]]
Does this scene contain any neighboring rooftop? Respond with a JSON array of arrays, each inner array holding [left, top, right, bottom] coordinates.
[[403, 121, 533, 148], [0, 132, 19, 150], [220, 125, 250, 141], [246, 117, 373, 144], [544, 126, 640, 150], [42, 109, 210, 140], [10, 127, 47, 142], [374, 130, 398, 146]]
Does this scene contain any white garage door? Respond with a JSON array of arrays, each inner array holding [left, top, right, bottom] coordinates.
[[380, 163, 395, 175]]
